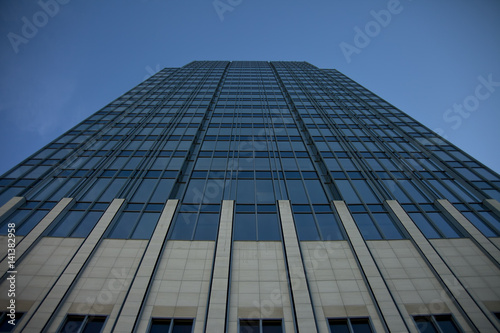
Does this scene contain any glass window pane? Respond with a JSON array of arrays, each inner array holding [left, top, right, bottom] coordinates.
[[316, 214, 343, 240], [351, 180, 380, 204], [131, 212, 161, 239], [294, 213, 320, 240], [132, 179, 157, 202], [99, 178, 126, 201], [380, 180, 410, 203], [81, 316, 106, 333], [60, 315, 84, 333], [172, 319, 194, 333], [240, 320, 260, 333], [408, 213, 441, 238], [352, 213, 382, 240], [0, 209, 31, 234], [184, 179, 206, 203], [50, 211, 85, 237], [109, 212, 140, 238], [203, 179, 224, 204], [262, 320, 283, 333], [194, 213, 219, 240], [17, 210, 50, 236], [256, 180, 275, 204], [335, 180, 361, 204], [350, 318, 373, 333], [149, 319, 171, 333], [237, 180, 255, 204], [329, 319, 349, 333], [257, 213, 280, 241], [71, 211, 104, 238], [151, 179, 175, 203], [434, 315, 460, 333], [170, 213, 197, 240], [287, 180, 308, 204], [304, 179, 329, 203], [463, 212, 497, 237], [234, 213, 256, 240], [372, 213, 403, 239], [414, 316, 438, 333], [81, 178, 111, 201], [426, 213, 460, 238], [476, 211, 500, 235]]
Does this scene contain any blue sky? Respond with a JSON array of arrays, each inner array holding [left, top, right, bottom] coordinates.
[[0, 0, 499, 175]]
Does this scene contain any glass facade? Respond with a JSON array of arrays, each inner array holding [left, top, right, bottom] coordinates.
[[1, 60, 500, 242]]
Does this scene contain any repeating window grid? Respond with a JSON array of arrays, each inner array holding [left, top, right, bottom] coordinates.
[[0, 201, 54, 236], [148, 318, 195, 333], [347, 204, 405, 240], [48, 202, 107, 238], [58, 314, 107, 333], [402, 203, 465, 239], [238, 318, 283, 333], [284, 63, 490, 207], [270, 63, 343, 204], [413, 314, 463, 333], [453, 203, 500, 237], [322, 67, 500, 200], [0, 67, 182, 199], [327, 317, 374, 333]]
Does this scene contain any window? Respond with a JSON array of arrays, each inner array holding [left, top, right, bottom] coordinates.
[[413, 314, 462, 333], [0, 312, 24, 332], [328, 317, 373, 333], [239, 319, 283, 333], [58, 315, 106, 333], [149, 318, 194, 333]]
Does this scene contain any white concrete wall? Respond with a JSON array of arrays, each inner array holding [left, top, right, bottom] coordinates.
[[228, 241, 294, 333]]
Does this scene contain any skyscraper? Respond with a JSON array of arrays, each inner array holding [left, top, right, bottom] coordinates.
[[0, 60, 499, 332]]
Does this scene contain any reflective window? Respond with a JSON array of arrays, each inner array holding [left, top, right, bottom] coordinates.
[[149, 318, 194, 333], [58, 315, 106, 333], [328, 317, 373, 333], [239, 319, 283, 333], [414, 314, 462, 333]]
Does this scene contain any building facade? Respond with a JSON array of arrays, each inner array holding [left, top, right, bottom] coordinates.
[[0, 61, 500, 332]]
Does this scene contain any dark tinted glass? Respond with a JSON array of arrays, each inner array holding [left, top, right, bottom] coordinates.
[[435, 315, 461, 333], [414, 316, 438, 333], [240, 320, 260, 333], [149, 318, 171, 333], [0, 312, 24, 332], [262, 320, 283, 333], [329, 319, 349, 333], [81, 316, 106, 333], [172, 319, 194, 333], [350, 318, 373, 333], [60, 315, 84, 333]]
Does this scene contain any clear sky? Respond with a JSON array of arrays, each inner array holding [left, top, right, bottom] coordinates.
[[1, 0, 499, 175]]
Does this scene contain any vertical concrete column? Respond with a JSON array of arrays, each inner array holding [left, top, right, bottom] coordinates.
[[435, 199, 500, 265], [278, 200, 318, 332], [205, 200, 234, 333], [110, 199, 179, 333], [483, 198, 500, 219], [387, 200, 500, 332], [20, 198, 125, 333], [333, 200, 411, 333], [0, 197, 73, 275], [0, 196, 25, 224]]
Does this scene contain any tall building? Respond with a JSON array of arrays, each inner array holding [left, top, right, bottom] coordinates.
[[0, 61, 499, 333]]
